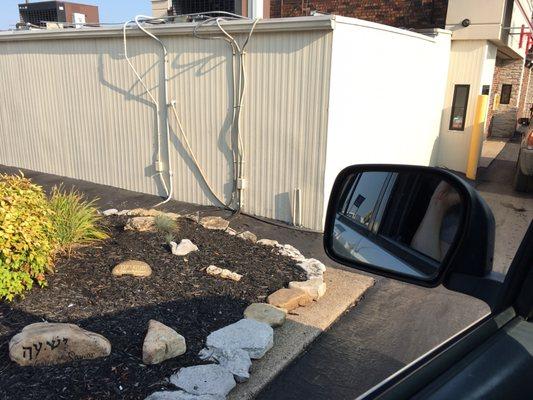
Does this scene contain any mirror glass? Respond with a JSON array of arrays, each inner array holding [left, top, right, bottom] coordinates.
[[329, 170, 465, 281]]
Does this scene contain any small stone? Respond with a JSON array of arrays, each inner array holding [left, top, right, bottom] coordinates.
[[143, 320, 186, 365], [244, 303, 286, 327], [297, 258, 326, 279], [205, 319, 273, 359], [199, 347, 252, 383], [9, 322, 111, 366], [276, 244, 306, 262], [164, 212, 181, 220], [257, 239, 279, 247], [289, 278, 327, 300], [124, 217, 156, 232], [267, 288, 312, 311], [145, 390, 223, 400], [226, 227, 237, 236], [128, 208, 163, 217], [236, 231, 257, 243], [206, 265, 242, 282], [170, 364, 236, 398], [170, 239, 198, 256], [102, 208, 118, 216], [183, 212, 200, 223], [117, 209, 131, 216], [112, 260, 152, 277], [200, 216, 230, 230]]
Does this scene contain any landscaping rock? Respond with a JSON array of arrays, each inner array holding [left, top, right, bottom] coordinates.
[[206, 265, 242, 282], [276, 244, 306, 262], [117, 209, 131, 216], [112, 260, 152, 277], [297, 258, 327, 279], [257, 239, 279, 247], [102, 208, 118, 216], [199, 347, 252, 383], [170, 239, 198, 256], [164, 212, 181, 220], [267, 288, 312, 311], [183, 212, 200, 223], [225, 228, 237, 236], [9, 322, 111, 366], [145, 391, 223, 400], [128, 208, 163, 217], [169, 364, 236, 398], [143, 320, 186, 365], [289, 278, 327, 300], [204, 318, 273, 359], [200, 216, 229, 231], [244, 303, 286, 327], [236, 231, 257, 243], [124, 216, 156, 232]]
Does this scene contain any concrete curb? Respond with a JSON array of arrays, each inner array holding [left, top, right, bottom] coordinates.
[[229, 267, 375, 399]]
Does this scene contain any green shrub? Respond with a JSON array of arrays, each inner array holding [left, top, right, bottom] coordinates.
[[0, 173, 57, 300], [49, 186, 108, 253]]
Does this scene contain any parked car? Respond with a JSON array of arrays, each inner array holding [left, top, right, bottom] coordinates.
[[324, 164, 532, 399], [514, 125, 533, 192]]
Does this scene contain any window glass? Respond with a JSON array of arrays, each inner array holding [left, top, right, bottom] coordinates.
[[449, 85, 470, 131], [343, 172, 390, 228], [501, 84, 512, 104]]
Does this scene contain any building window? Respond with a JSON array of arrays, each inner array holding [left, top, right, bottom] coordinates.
[[482, 85, 490, 95], [501, 84, 512, 104], [449, 84, 470, 131]]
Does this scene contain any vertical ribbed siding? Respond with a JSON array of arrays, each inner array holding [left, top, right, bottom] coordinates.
[[0, 28, 332, 230]]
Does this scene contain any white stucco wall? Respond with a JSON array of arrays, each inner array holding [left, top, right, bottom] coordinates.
[[323, 17, 451, 219]]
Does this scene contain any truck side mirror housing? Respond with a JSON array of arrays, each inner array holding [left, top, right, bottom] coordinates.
[[324, 165, 496, 298]]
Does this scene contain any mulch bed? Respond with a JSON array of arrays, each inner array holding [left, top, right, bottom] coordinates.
[[0, 216, 306, 400]]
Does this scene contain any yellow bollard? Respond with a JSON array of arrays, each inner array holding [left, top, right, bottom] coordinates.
[[466, 94, 489, 180]]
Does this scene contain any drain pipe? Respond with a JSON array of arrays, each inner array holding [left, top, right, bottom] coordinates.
[[123, 16, 174, 206]]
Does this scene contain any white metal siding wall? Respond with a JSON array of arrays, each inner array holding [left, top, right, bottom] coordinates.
[[0, 23, 332, 230]]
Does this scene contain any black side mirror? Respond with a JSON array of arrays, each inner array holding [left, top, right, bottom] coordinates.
[[324, 165, 497, 299]]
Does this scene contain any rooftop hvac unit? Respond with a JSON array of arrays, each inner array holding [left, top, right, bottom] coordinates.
[[171, 0, 236, 15], [18, 1, 65, 26]]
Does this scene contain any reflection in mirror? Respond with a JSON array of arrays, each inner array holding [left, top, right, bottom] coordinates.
[[331, 170, 464, 281]]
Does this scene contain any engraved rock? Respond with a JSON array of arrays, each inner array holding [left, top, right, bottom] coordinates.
[[9, 322, 111, 366], [112, 260, 152, 277], [143, 320, 186, 365]]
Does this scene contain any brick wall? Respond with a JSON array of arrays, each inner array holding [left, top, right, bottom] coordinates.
[[487, 58, 524, 137], [270, 0, 448, 29]]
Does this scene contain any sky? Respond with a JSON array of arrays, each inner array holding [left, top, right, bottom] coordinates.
[[0, 0, 152, 30]]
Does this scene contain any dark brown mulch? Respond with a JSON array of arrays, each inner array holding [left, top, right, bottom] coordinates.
[[0, 216, 306, 400]]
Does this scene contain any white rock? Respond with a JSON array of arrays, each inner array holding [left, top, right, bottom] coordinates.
[[225, 228, 237, 236], [145, 390, 223, 400], [170, 364, 235, 398], [244, 303, 286, 327], [205, 318, 273, 359], [124, 217, 156, 232], [103, 208, 118, 216], [297, 258, 326, 279], [170, 239, 198, 256], [257, 239, 279, 247], [289, 278, 327, 300], [276, 244, 306, 262], [206, 265, 242, 282], [9, 322, 111, 366], [143, 320, 186, 365], [200, 216, 230, 230], [199, 347, 252, 383], [117, 209, 131, 216], [236, 231, 257, 243]]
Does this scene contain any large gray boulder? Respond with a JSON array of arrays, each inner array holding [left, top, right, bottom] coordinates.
[[204, 318, 273, 359], [169, 364, 235, 398], [199, 347, 252, 383]]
